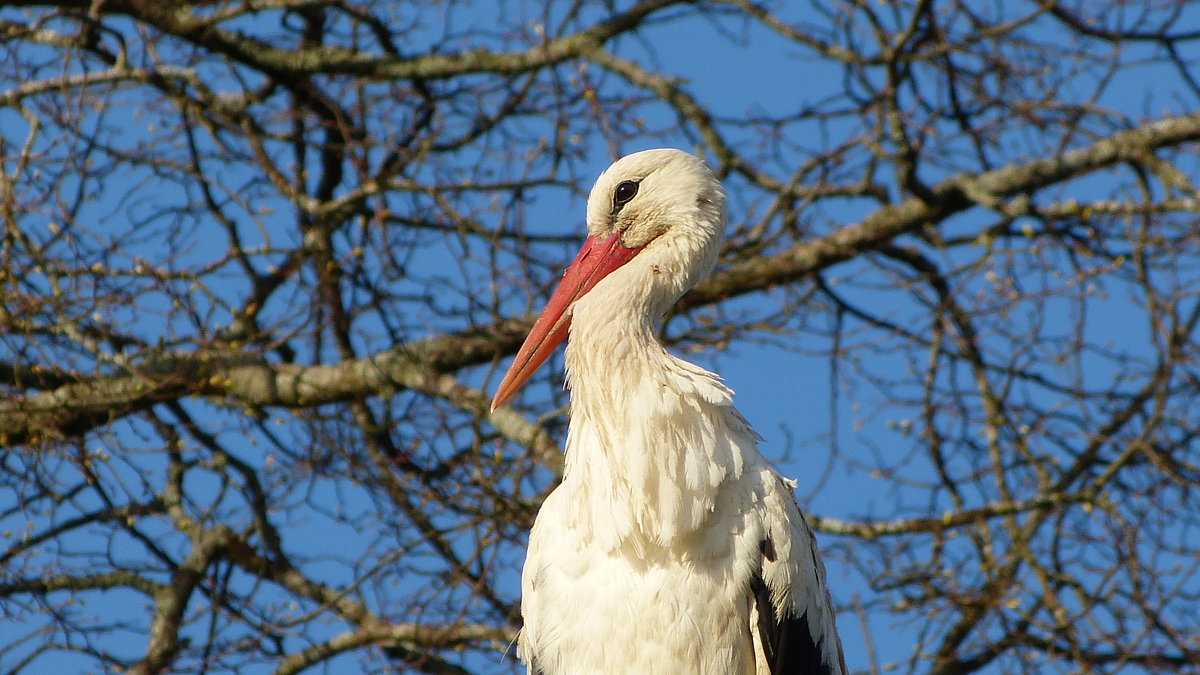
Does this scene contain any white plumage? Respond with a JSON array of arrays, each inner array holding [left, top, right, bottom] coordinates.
[[492, 149, 846, 674]]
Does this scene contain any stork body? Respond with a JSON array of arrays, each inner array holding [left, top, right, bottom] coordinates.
[[493, 149, 846, 674]]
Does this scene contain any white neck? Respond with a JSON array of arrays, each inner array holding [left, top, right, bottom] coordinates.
[[559, 255, 755, 551]]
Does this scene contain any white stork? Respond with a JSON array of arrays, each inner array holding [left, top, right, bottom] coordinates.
[[492, 149, 847, 674]]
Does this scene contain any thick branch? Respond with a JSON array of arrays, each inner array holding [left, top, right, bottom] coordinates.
[[4, 0, 686, 80]]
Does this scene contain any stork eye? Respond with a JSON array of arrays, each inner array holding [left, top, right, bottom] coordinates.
[[612, 180, 639, 209]]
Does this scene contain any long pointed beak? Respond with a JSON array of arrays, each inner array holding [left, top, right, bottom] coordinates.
[[491, 232, 639, 410]]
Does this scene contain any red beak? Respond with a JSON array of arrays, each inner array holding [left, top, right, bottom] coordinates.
[[491, 232, 640, 410]]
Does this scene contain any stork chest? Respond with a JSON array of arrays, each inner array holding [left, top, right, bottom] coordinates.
[[518, 484, 767, 674]]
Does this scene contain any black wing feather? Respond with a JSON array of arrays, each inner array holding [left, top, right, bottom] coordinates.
[[752, 533, 844, 675], [750, 571, 834, 675]]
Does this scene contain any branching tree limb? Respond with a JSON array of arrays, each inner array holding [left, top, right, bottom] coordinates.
[[2, 1, 1199, 673]]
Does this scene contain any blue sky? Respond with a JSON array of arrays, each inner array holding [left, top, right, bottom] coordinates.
[[3, 1, 1200, 673]]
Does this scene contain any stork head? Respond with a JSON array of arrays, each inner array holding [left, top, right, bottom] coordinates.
[[491, 149, 726, 410]]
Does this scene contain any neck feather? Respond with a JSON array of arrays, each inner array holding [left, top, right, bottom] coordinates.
[[559, 270, 755, 550]]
